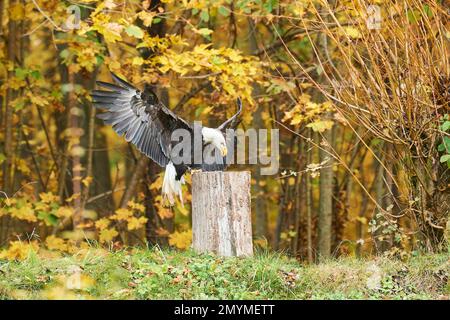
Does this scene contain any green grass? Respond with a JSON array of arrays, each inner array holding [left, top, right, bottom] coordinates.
[[0, 248, 448, 300]]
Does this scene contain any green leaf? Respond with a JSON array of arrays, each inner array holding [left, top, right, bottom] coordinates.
[[96, 55, 105, 66], [37, 211, 59, 226], [316, 64, 323, 75], [125, 25, 144, 39], [407, 9, 420, 23], [211, 56, 222, 65], [13, 100, 25, 111], [30, 70, 41, 80], [371, 138, 383, 147], [153, 17, 161, 24], [195, 106, 204, 117], [445, 136, 450, 150], [218, 6, 229, 17], [59, 49, 70, 59], [439, 154, 450, 163], [422, 4, 433, 17], [441, 120, 450, 132], [0, 153, 6, 165], [263, 0, 278, 13], [439, 137, 450, 153], [15, 68, 28, 80], [197, 28, 213, 37], [200, 10, 209, 22]]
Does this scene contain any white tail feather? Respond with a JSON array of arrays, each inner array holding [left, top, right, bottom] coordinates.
[[162, 162, 185, 206]]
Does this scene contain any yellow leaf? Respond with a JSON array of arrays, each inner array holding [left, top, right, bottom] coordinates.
[[95, 218, 110, 230], [282, 110, 294, 122], [55, 206, 73, 218], [168, 230, 192, 250], [356, 216, 368, 224], [82, 176, 93, 187], [306, 120, 334, 132], [344, 26, 361, 39], [290, 114, 303, 125], [132, 57, 144, 66], [0, 241, 38, 261], [65, 193, 80, 203], [322, 101, 334, 110], [137, 11, 156, 27], [16, 159, 31, 175], [99, 228, 118, 243], [158, 207, 174, 219], [127, 216, 148, 230], [9, 3, 24, 21], [9, 206, 37, 222], [127, 201, 145, 212], [300, 83, 312, 89], [45, 235, 69, 252], [111, 208, 132, 220], [30, 95, 49, 107]]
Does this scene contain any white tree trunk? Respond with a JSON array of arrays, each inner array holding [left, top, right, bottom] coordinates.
[[192, 171, 253, 257]]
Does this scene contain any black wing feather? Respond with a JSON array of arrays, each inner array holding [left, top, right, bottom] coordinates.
[[92, 72, 192, 167]]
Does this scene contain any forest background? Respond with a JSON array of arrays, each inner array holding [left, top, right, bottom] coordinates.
[[0, 0, 449, 264]]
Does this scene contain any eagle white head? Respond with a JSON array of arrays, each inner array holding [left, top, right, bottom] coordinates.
[[202, 127, 227, 156]]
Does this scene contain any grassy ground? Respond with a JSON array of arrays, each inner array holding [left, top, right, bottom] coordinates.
[[0, 248, 448, 300]]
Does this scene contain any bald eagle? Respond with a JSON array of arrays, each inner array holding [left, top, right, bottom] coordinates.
[[91, 72, 241, 205]]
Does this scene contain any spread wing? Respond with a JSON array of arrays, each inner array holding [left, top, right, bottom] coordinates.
[[92, 73, 192, 167]]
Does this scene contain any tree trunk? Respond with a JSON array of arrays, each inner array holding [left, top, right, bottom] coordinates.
[[80, 72, 98, 211], [0, 0, 17, 245], [2, 0, 16, 195], [0, 0, 5, 126], [374, 144, 388, 253], [306, 129, 314, 262], [119, 155, 149, 208], [69, 72, 83, 230], [317, 119, 334, 259], [247, 18, 267, 240], [192, 171, 253, 257], [56, 49, 70, 202], [90, 129, 113, 214]]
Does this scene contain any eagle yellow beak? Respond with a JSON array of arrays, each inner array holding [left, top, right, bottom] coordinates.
[[221, 146, 228, 157]]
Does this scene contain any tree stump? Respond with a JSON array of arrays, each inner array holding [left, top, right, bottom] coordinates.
[[192, 171, 253, 257]]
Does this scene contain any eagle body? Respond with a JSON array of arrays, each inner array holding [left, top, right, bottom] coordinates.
[[91, 73, 241, 205]]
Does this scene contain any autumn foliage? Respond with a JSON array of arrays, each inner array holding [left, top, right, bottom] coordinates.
[[0, 0, 448, 262]]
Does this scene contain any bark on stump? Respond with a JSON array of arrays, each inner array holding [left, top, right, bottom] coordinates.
[[192, 171, 253, 257]]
